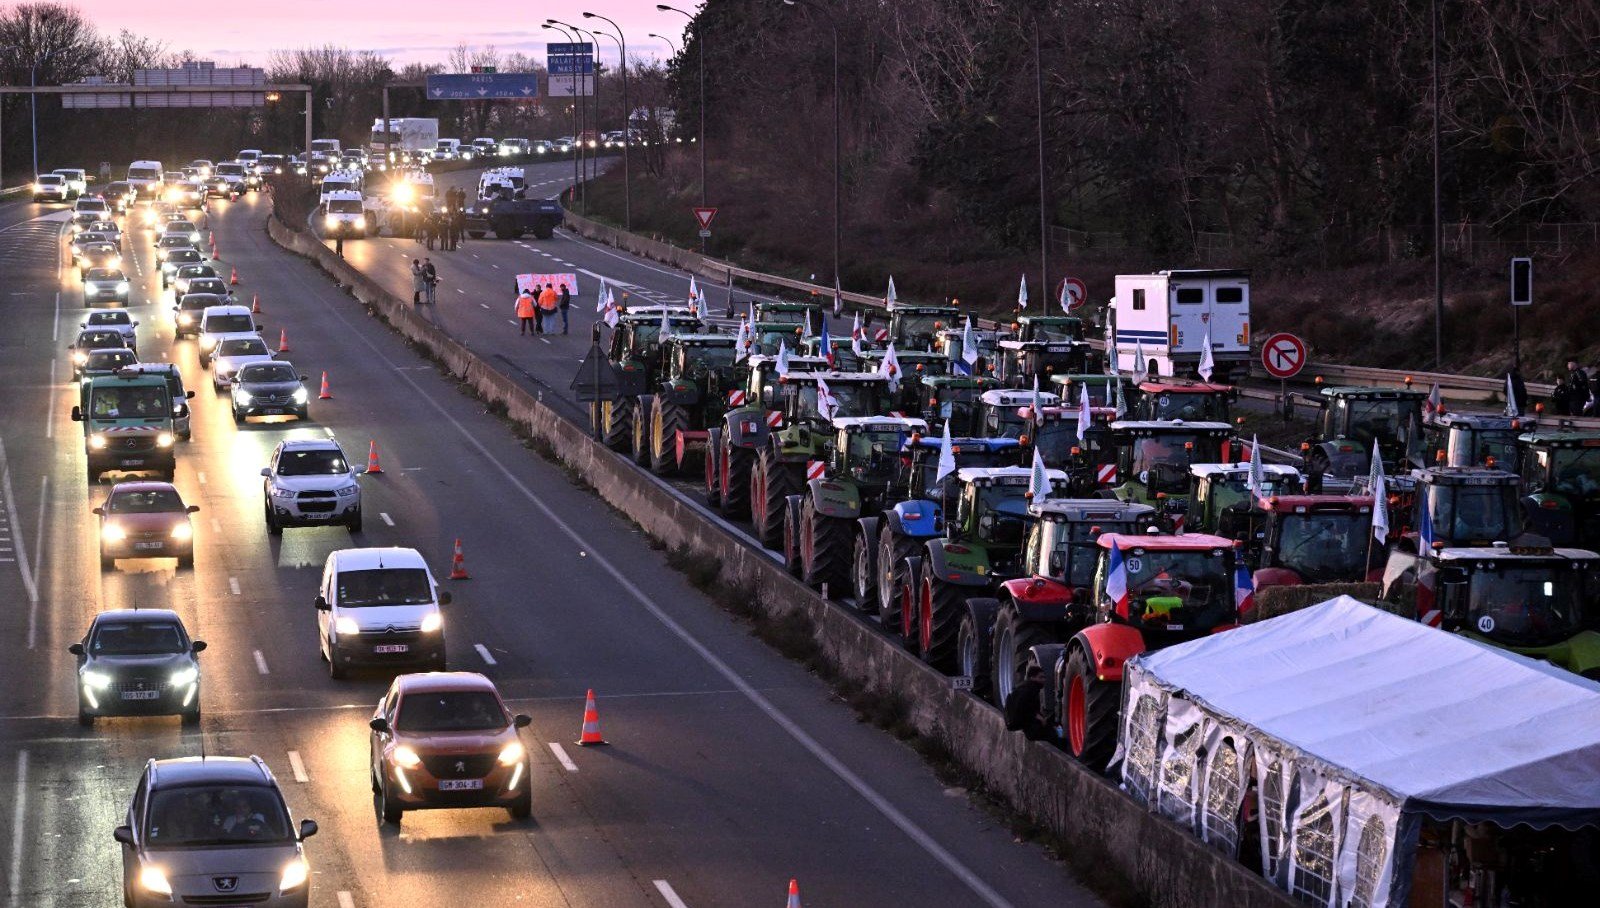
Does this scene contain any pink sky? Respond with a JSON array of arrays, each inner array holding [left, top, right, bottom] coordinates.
[[73, 0, 693, 66]]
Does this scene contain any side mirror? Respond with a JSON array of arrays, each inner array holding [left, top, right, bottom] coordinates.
[[92, 507, 105, 516], [368, 717, 389, 733], [439, 591, 453, 606], [513, 714, 532, 729], [191, 641, 207, 653], [185, 390, 195, 400], [260, 468, 272, 477], [131, 321, 139, 327], [113, 826, 134, 846], [298, 819, 318, 840], [68, 643, 85, 656], [314, 596, 329, 611], [71, 406, 82, 422], [298, 375, 308, 382], [186, 505, 200, 513]]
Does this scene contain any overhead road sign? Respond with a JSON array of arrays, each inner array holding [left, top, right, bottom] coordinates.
[[1261, 332, 1307, 379], [426, 73, 539, 100], [547, 75, 595, 98], [62, 63, 268, 108]]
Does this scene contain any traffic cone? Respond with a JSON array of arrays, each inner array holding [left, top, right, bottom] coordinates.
[[318, 371, 332, 400], [229, 266, 240, 286], [785, 879, 801, 908], [250, 294, 262, 314], [448, 538, 470, 580], [365, 440, 384, 474], [576, 689, 607, 746], [277, 328, 290, 353]]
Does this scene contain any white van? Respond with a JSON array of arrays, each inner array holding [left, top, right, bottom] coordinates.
[[323, 190, 368, 237], [1111, 269, 1252, 381], [196, 305, 258, 367], [126, 160, 164, 198], [433, 138, 461, 160], [316, 547, 450, 678]]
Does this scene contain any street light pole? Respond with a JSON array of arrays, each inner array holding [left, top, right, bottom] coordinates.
[[544, 22, 584, 209], [585, 12, 632, 231], [1430, 0, 1443, 370], [649, 33, 678, 57], [31, 64, 39, 176], [658, 4, 706, 251], [1034, 26, 1048, 307], [782, 0, 841, 298], [556, 20, 602, 203]]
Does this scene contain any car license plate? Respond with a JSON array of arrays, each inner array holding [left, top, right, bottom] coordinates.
[[263, 407, 283, 415], [438, 779, 483, 791], [133, 542, 164, 551], [121, 690, 160, 700], [122, 458, 145, 466], [374, 644, 409, 654], [302, 511, 329, 519]]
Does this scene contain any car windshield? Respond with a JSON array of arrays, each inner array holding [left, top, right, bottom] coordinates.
[[90, 620, 187, 655], [204, 314, 254, 333], [797, 383, 875, 420], [80, 330, 122, 347], [167, 252, 201, 266], [87, 312, 130, 326], [239, 363, 297, 383], [76, 200, 107, 211], [1275, 512, 1369, 581], [179, 266, 213, 279], [216, 164, 244, 176], [1146, 391, 1228, 422], [87, 269, 124, 282], [166, 222, 197, 234], [145, 785, 293, 847], [397, 690, 507, 732], [336, 568, 433, 607], [277, 448, 347, 475], [90, 386, 166, 417], [1545, 448, 1600, 498], [87, 350, 137, 370], [217, 338, 268, 357], [109, 488, 185, 513], [328, 199, 364, 214], [189, 280, 227, 295], [1425, 483, 1520, 543], [1466, 567, 1585, 646], [181, 295, 224, 311], [86, 244, 116, 257], [127, 167, 159, 181], [1117, 547, 1232, 631]]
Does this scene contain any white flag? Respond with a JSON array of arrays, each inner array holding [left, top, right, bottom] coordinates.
[[886, 275, 898, 309], [851, 310, 863, 357], [595, 278, 608, 313], [961, 315, 978, 367], [1113, 376, 1127, 418], [1505, 373, 1519, 418], [735, 318, 753, 363], [815, 377, 839, 422], [1133, 338, 1148, 383], [935, 421, 957, 484], [776, 340, 791, 378], [1031, 374, 1044, 426], [1017, 273, 1029, 309], [1198, 324, 1214, 382], [660, 305, 671, 341], [688, 275, 699, 305], [1369, 449, 1389, 544], [1058, 278, 1071, 312], [880, 342, 901, 393], [1077, 382, 1092, 443], [1247, 434, 1264, 499], [833, 275, 843, 317], [1028, 447, 1050, 502], [603, 286, 619, 327]]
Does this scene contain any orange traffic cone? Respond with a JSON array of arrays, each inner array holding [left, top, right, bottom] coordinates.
[[277, 328, 290, 353], [785, 879, 801, 908], [448, 538, 470, 580], [318, 371, 332, 400], [576, 689, 607, 746], [250, 294, 262, 314], [229, 266, 240, 285], [365, 440, 384, 474]]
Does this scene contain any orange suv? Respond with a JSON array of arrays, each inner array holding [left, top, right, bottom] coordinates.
[[368, 673, 532, 824]]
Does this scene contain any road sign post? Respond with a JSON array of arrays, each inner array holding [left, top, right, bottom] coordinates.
[[1510, 257, 1532, 369], [1058, 276, 1088, 312], [1261, 332, 1307, 425]]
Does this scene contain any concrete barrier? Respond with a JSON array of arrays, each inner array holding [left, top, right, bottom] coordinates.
[[267, 211, 1296, 908]]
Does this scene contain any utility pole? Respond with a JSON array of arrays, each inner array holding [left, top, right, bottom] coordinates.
[[1035, 26, 1048, 308], [1431, 0, 1443, 370], [585, 12, 632, 231]]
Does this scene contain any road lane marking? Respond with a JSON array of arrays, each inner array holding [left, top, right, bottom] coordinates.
[[228, 577, 241, 595], [52, 291, 59, 341], [547, 743, 578, 772], [9, 751, 27, 904], [456, 288, 465, 294], [253, 650, 270, 674], [337, 893, 355, 908], [474, 643, 497, 665], [197, 471, 207, 485], [0, 439, 41, 644], [653, 880, 689, 908], [287, 750, 309, 782], [33, 476, 47, 590], [379, 512, 394, 526]]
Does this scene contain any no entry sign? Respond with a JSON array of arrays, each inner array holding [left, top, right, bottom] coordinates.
[[1261, 332, 1307, 379]]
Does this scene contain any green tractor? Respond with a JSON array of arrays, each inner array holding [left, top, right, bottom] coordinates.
[[898, 466, 1070, 670], [588, 307, 705, 450], [748, 372, 892, 548], [1406, 466, 1524, 551], [879, 304, 962, 352], [753, 299, 824, 326], [1011, 314, 1088, 344], [632, 334, 739, 475], [705, 351, 829, 515], [1516, 430, 1600, 550], [788, 415, 929, 591], [1422, 412, 1533, 469], [910, 374, 1000, 436], [1050, 373, 1139, 411], [992, 339, 1098, 390], [1104, 420, 1237, 509], [859, 348, 951, 415], [1293, 384, 1427, 481], [975, 388, 1062, 440]]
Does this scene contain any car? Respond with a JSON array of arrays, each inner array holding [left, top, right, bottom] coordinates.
[[70, 608, 205, 724], [262, 438, 361, 532], [71, 195, 110, 224], [196, 305, 257, 365], [210, 334, 274, 390], [142, 200, 181, 228], [171, 263, 218, 296], [161, 170, 186, 187], [122, 362, 195, 440], [233, 361, 309, 423], [160, 219, 203, 247], [101, 180, 135, 213], [33, 173, 69, 202], [53, 167, 88, 197], [87, 219, 123, 248], [160, 248, 206, 287], [69, 328, 133, 377], [83, 268, 131, 306], [173, 293, 224, 338], [368, 672, 532, 824], [81, 309, 139, 351], [188, 159, 214, 179], [114, 756, 318, 908], [214, 161, 247, 194], [79, 347, 139, 380], [315, 547, 446, 677], [184, 276, 230, 299], [258, 154, 287, 175], [204, 174, 237, 199], [169, 180, 204, 209], [94, 481, 198, 571], [155, 232, 197, 253], [72, 238, 122, 277]]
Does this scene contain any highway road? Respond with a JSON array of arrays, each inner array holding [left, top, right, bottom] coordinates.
[[0, 173, 1102, 906]]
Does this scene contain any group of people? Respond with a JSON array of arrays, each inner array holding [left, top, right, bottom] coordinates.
[[410, 258, 439, 306], [514, 282, 571, 335], [1554, 359, 1594, 417], [415, 186, 472, 252]]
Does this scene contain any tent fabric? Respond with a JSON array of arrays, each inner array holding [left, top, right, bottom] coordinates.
[[1128, 596, 1600, 829]]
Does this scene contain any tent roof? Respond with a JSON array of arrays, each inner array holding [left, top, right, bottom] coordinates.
[[1131, 596, 1600, 827]]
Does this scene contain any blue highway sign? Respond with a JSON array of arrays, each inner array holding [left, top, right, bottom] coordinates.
[[426, 73, 539, 100]]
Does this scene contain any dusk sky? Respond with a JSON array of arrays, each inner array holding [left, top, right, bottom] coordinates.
[[72, 0, 694, 66]]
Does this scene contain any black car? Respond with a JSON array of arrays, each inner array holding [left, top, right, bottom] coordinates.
[[231, 361, 310, 423], [69, 608, 205, 724], [173, 293, 228, 339], [84, 267, 131, 305]]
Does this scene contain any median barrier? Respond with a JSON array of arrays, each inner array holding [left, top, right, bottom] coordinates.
[[267, 209, 1297, 908]]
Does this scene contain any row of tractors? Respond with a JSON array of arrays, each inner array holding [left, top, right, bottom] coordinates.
[[584, 296, 1600, 774]]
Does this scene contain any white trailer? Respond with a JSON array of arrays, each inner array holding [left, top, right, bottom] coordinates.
[[1110, 268, 1251, 381], [370, 118, 439, 157]]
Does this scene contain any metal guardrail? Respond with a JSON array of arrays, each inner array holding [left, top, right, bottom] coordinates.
[[0, 185, 27, 199]]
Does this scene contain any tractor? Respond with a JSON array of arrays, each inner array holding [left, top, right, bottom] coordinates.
[[1183, 463, 1305, 538], [798, 334, 865, 372], [1011, 314, 1088, 344], [859, 348, 952, 415], [911, 374, 1001, 436], [992, 339, 1098, 389], [880, 304, 962, 352], [747, 372, 891, 548], [752, 299, 824, 326], [1037, 532, 1244, 769], [705, 352, 828, 516], [1050, 373, 1139, 411], [1404, 466, 1524, 551], [748, 321, 806, 356], [936, 324, 1003, 372], [1129, 379, 1237, 423], [897, 466, 1070, 671], [1293, 384, 1427, 481], [588, 307, 704, 450], [961, 499, 1158, 706], [632, 334, 738, 475], [1422, 412, 1533, 469], [1103, 420, 1236, 511], [1516, 431, 1600, 551], [1019, 406, 1122, 497], [975, 388, 1063, 440], [788, 416, 928, 591]]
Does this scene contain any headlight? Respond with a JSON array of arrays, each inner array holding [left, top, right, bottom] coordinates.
[[188, 232, 201, 243], [392, 745, 423, 769], [89, 433, 108, 450], [73, 352, 88, 364], [497, 740, 525, 766], [325, 216, 338, 229], [292, 387, 309, 404], [156, 432, 175, 447], [334, 616, 361, 636], [234, 389, 253, 403], [169, 522, 191, 541], [32, 182, 43, 192], [420, 612, 442, 633], [81, 670, 113, 690], [116, 281, 130, 294], [140, 866, 173, 896], [178, 314, 193, 325], [86, 283, 102, 292], [335, 482, 359, 498], [279, 857, 309, 892], [271, 485, 296, 499], [169, 665, 197, 686], [102, 522, 126, 542]]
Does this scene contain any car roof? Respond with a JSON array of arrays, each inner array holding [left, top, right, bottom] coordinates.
[[84, 308, 131, 317], [280, 437, 340, 452], [92, 607, 184, 624], [201, 305, 252, 317], [330, 547, 428, 572], [108, 480, 181, 495], [211, 332, 268, 346], [1097, 532, 1236, 551], [394, 671, 499, 695], [149, 756, 275, 789]]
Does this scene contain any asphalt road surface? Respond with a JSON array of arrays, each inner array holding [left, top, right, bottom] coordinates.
[[0, 174, 1103, 906]]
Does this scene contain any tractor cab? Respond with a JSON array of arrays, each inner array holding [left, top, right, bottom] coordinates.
[[1132, 380, 1237, 423], [1296, 385, 1427, 479], [895, 436, 1023, 503], [915, 374, 1000, 436], [1250, 494, 1377, 587], [1107, 420, 1236, 506], [1423, 412, 1533, 469], [659, 335, 738, 394], [607, 310, 706, 393], [885, 305, 961, 352], [1517, 431, 1600, 550], [1050, 373, 1139, 412], [978, 388, 1061, 439], [774, 371, 890, 431], [993, 339, 1097, 389], [1431, 543, 1600, 677], [811, 416, 930, 515], [1408, 466, 1524, 551], [1020, 406, 1120, 495], [798, 333, 864, 372], [860, 349, 951, 413], [1185, 463, 1304, 539], [736, 353, 828, 411], [753, 300, 823, 326], [1017, 501, 1161, 600], [1090, 533, 1241, 648], [936, 467, 1072, 577], [935, 325, 1002, 370], [1011, 314, 1087, 344], [749, 322, 806, 356]]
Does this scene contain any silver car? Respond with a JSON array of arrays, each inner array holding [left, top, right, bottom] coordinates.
[[115, 756, 317, 908]]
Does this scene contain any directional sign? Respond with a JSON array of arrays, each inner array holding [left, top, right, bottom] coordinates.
[[426, 73, 539, 101], [1059, 276, 1088, 312], [1261, 332, 1307, 379], [693, 207, 718, 230]]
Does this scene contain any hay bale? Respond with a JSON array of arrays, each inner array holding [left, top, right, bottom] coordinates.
[[1251, 582, 1398, 622]]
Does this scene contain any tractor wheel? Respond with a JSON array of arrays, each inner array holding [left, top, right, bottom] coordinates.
[[851, 528, 876, 610], [751, 449, 799, 549], [1064, 646, 1118, 770], [990, 602, 1053, 709], [956, 607, 994, 700], [596, 399, 630, 451], [629, 399, 652, 467], [919, 574, 967, 672], [651, 397, 688, 476], [876, 525, 920, 631], [781, 497, 803, 577], [801, 497, 851, 595], [703, 443, 722, 508], [720, 445, 754, 519], [896, 560, 922, 648]]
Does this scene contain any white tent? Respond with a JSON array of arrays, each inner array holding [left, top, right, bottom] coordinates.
[[1116, 596, 1600, 908]]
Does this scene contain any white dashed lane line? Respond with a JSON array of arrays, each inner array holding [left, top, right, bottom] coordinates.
[[474, 643, 497, 665], [547, 743, 578, 772], [228, 577, 241, 595], [286, 750, 309, 782], [253, 650, 269, 674], [379, 512, 394, 526], [654, 880, 689, 908]]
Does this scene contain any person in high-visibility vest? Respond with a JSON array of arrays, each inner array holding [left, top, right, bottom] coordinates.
[[536, 283, 559, 334], [515, 290, 537, 336]]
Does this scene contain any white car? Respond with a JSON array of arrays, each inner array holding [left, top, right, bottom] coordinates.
[[208, 333, 274, 391], [315, 547, 447, 678], [53, 168, 88, 197], [262, 438, 363, 534], [80, 309, 139, 352], [213, 162, 247, 194], [196, 305, 258, 366]]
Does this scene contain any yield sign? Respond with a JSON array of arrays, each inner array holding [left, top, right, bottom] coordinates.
[[1261, 332, 1307, 379], [692, 207, 718, 231]]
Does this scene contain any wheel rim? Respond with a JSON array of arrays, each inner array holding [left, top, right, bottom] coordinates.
[[900, 582, 914, 639], [799, 509, 813, 569], [920, 580, 934, 653], [751, 466, 765, 524], [959, 626, 977, 677], [853, 537, 870, 600], [1067, 672, 1087, 755], [705, 447, 716, 493], [996, 625, 1015, 703], [653, 407, 664, 458]]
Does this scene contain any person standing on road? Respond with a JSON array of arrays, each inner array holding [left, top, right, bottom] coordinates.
[[423, 258, 438, 305], [558, 282, 571, 334], [1567, 359, 1591, 416], [536, 283, 559, 334], [422, 213, 435, 251], [411, 259, 425, 305], [1003, 664, 1049, 741], [515, 289, 537, 335]]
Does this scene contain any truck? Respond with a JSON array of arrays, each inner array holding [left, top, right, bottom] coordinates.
[[477, 167, 525, 200], [1110, 269, 1251, 381], [370, 118, 439, 159], [464, 198, 563, 240], [70, 370, 179, 481]]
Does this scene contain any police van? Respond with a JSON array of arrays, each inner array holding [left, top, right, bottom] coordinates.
[[1110, 269, 1252, 382], [477, 167, 525, 200], [126, 160, 164, 199], [322, 190, 370, 238]]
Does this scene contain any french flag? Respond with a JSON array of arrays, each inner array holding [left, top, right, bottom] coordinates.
[[1107, 544, 1131, 620], [1418, 494, 1435, 551], [1234, 561, 1255, 617], [820, 316, 834, 367]]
